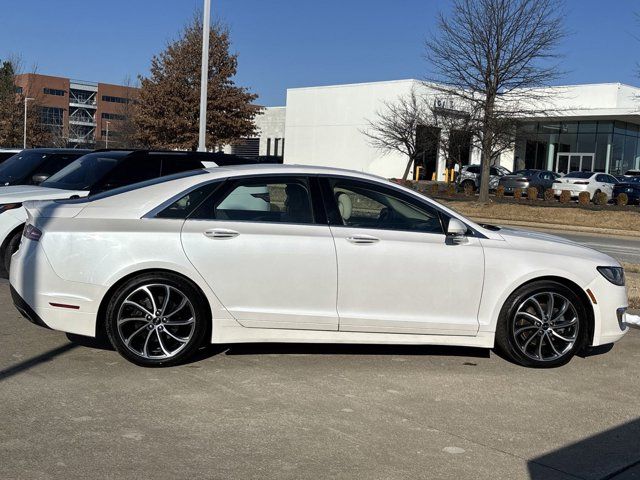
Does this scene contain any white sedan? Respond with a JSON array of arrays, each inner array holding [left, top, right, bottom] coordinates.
[[10, 165, 629, 368], [552, 171, 619, 200]]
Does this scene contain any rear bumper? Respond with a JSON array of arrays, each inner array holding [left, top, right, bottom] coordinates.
[[10, 284, 51, 330], [10, 237, 103, 337]]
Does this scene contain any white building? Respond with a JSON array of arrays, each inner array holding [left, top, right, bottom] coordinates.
[[249, 80, 640, 178]]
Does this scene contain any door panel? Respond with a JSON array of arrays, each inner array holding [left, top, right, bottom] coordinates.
[[322, 177, 484, 335], [331, 227, 483, 334], [182, 221, 338, 330], [180, 176, 338, 331]]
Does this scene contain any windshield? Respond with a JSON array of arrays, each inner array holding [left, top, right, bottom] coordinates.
[[0, 151, 50, 185], [565, 171, 594, 179], [513, 170, 536, 176], [41, 152, 129, 191], [623, 176, 640, 184]]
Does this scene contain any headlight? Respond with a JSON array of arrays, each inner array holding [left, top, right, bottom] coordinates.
[[0, 203, 22, 214], [597, 266, 625, 286]]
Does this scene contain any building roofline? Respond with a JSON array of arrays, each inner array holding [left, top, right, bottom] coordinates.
[[287, 78, 420, 92]]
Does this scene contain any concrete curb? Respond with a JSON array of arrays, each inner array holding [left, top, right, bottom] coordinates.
[[468, 217, 640, 239]]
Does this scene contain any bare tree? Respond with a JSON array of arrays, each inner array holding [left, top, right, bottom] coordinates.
[[362, 88, 474, 182], [362, 89, 433, 181], [425, 0, 565, 202]]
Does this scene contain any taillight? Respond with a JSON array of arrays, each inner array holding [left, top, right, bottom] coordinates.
[[23, 224, 42, 241], [573, 181, 589, 185]]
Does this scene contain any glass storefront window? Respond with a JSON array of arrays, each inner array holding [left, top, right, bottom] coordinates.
[[578, 122, 597, 133], [597, 121, 613, 133], [623, 136, 638, 173]]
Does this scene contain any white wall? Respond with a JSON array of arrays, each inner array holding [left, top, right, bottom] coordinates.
[[255, 107, 286, 156], [284, 80, 427, 178]]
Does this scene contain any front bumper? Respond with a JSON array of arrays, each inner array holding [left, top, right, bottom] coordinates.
[[586, 273, 629, 346]]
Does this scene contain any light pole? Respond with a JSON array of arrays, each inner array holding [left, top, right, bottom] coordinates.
[[198, 0, 211, 152], [23, 97, 34, 149], [105, 121, 111, 148]]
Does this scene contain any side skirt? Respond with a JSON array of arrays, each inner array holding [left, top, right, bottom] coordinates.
[[211, 318, 495, 348]]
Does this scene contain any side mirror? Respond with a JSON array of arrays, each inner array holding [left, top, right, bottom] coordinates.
[[32, 173, 49, 185], [446, 218, 468, 244]]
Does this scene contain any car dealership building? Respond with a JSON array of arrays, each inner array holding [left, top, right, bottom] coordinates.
[[250, 79, 640, 180]]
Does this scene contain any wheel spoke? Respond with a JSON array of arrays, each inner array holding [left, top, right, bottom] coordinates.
[[522, 331, 537, 352], [160, 285, 171, 316], [550, 329, 576, 343], [124, 300, 153, 317], [117, 317, 146, 326], [553, 317, 577, 329], [547, 333, 562, 357], [165, 317, 194, 327], [165, 297, 187, 318], [537, 333, 544, 359], [162, 328, 188, 344], [516, 311, 542, 324], [529, 296, 546, 320], [156, 329, 171, 356], [125, 323, 150, 345], [551, 298, 569, 322], [141, 286, 158, 314], [546, 293, 555, 320], [515, 325, 538, 336], [142, 329, 154, 358]]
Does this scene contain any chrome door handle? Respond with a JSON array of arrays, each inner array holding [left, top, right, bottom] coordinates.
[[204, 229, 239, 239], [346, 235, 380, 244]]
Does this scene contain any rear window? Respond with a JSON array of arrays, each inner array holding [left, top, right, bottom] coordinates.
[[564, 171, 594, 179]]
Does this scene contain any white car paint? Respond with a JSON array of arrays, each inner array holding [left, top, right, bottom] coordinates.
[[9, 164, 628, 355], [552, 171, 618, 200]]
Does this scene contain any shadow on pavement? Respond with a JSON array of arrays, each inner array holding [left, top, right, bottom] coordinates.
[[528, 417, 640, 480], [0, 342, 78, 381], [66, 332, 114, 351]]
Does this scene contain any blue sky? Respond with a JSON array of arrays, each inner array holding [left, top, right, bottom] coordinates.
[[1, 0, 638, 106]]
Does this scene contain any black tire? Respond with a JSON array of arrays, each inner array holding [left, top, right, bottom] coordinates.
[[3, 229, 23, 276], [461, 180, 476, 192], [105, 272, 210, 367], [495, 280, 588, 368], [592, 189, 601, 202]]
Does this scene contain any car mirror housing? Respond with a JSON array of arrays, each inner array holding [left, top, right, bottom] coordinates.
[[447, 218, 468, 236], [32, 173, 49, 185]]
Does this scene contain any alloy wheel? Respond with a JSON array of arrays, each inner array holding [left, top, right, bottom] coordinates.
[[511, 292, 579, 362], [116, 284, 196, 360]]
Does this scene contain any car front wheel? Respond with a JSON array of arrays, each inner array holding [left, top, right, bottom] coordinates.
[[105, 272, 210, 367], [495, 280, 588, 368]]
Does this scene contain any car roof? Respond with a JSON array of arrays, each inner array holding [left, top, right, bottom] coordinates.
[[202, 163, 388, 181], [24, 148, 93, 154]]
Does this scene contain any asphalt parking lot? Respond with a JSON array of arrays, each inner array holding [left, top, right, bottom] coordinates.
[[1, 282, 639, 480]]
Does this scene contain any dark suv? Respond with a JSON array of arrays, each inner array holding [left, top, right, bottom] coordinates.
[[0, 148, 92, 186], [0, 149, 253, 274]]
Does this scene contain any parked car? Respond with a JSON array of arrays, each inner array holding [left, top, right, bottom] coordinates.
[[11, 164, 628, 368], [0, 149, 252, 274], [613, 176, 640, 204], [498, 169, 561, 196], [0, 149, 21, 164], [552, 171, 618, 200], [0, 148, 92, 186], [456, 164, 511, 191]]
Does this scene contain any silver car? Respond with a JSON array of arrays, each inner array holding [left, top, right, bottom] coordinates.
[[456, 164, 511, 191], [499, 169, 561, 196]]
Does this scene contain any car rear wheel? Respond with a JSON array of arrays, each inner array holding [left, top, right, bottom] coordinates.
[[495, 280, 588, 368], [105, 272, 210, 367], [461, 180, 475, 192]]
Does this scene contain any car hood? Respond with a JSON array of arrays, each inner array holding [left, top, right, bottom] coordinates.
[[0, 185, 88, 203], [495, 227, 616, 264], [614, 182, 640, 188]]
